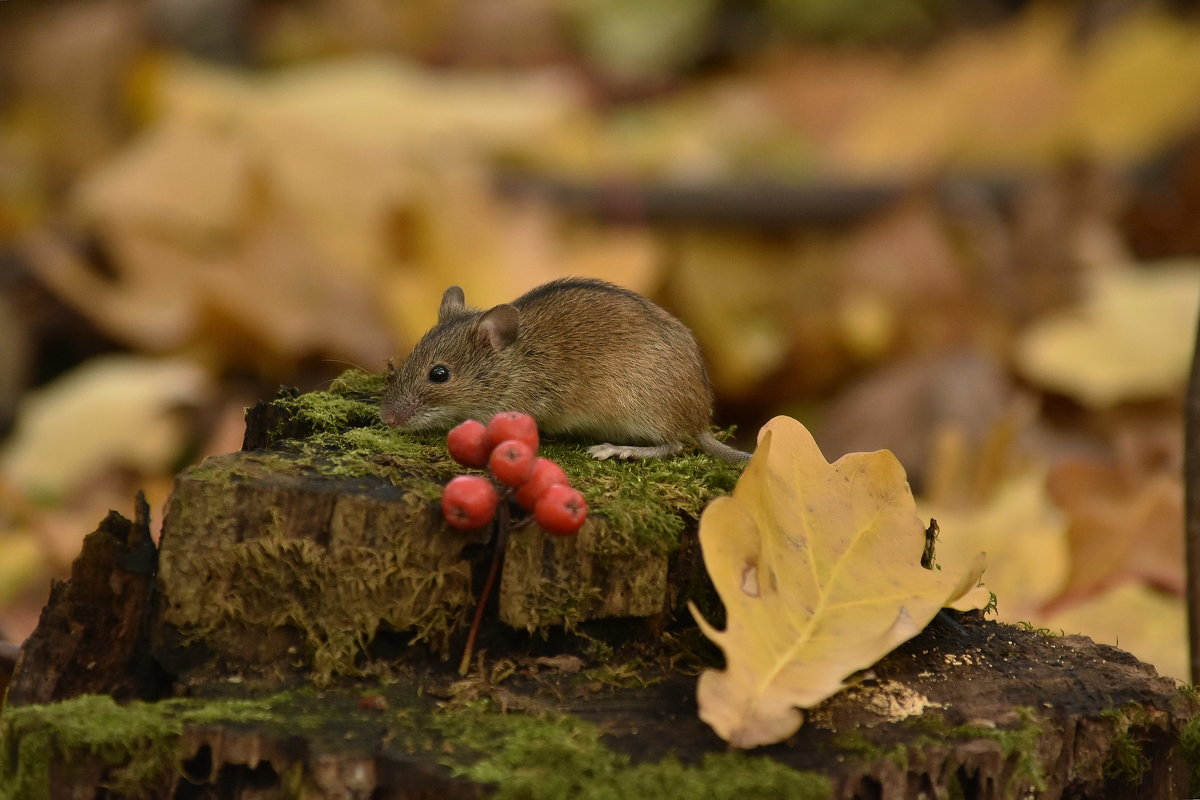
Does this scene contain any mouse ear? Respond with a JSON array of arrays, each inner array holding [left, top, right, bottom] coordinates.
[[438, 286, 467, 323], [476, 304, 518, 352]]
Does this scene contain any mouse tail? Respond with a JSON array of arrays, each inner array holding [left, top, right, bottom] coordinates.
[[696, 431, 752, 463]]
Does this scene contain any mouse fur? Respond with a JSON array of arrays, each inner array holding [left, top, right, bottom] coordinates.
[[380, 277, 750, 462]]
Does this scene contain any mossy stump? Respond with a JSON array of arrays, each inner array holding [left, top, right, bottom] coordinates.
[[3, 372, 1199, 799], [146, 373, 740, 685]]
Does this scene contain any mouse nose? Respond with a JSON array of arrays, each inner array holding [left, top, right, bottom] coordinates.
[[381, 395, 420, 428]]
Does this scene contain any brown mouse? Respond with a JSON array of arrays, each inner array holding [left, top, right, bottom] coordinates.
[[380, 278, 751, 462]]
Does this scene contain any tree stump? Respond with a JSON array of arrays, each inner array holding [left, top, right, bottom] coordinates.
[[2, 372, 1197, 800]]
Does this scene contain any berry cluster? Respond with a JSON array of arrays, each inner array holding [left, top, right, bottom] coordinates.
[[441, 411, 587, 536], [440, 412, 588, 674]]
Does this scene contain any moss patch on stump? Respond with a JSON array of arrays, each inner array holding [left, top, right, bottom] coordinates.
[[154, 371, 741, 684]]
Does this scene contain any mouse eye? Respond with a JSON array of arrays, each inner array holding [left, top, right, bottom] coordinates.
[[428, 365, 451, 383]]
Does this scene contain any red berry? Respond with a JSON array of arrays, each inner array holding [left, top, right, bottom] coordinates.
[[488, 439, 536, 487], [534, 484, 588, 537], [447, 419, 490, 468], [442, 475, 498, 530], [485, 411, 539, 453], [515, 458, 570, 511]]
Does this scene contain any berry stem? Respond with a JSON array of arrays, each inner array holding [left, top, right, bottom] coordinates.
[[459, 497, 510, 676]]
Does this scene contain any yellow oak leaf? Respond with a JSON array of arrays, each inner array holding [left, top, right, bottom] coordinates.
[[1014, 262, 1200, 406], [689, 416, 986, 749]]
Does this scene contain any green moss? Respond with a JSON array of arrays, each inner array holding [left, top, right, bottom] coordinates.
[[327, 369, 387, 395], [432, 701, 831, 800], [1098, 702, 1176, 787], [538, 444, 740, 556], [1012, 621, 1062, 637], [944, 707, 1046, 793], [829, 728, 908, 769], [584, 659, 662, 689], [161, 541, 475, 684], [0, 689, 416, 800], [184, 451, 310, 482], [505, 569, 607, 632], [902, 706, 1046, 794], [1, 690, 831, 800], [0, 694, 279, 800], [1099, 706, 1151, 785], [1182, 710, 1200, 793], [258, 370, 741, 557], [271, 389, 381, 438], [292, 430, 454, 485], [158, 453, 483, 683], [209, 535, 462, 677]]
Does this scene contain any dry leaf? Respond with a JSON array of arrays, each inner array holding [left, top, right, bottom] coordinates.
[[1070, 11, 1200, 162], [920, 469, 1067, 622], [1041, 457, 1183, 615], [1014, 262, 1200, 406], [690, 416, 985, 749], [0, 355, 210, 501], [73, 114, 249, 243], [837, 9, 1200, 174], [837, 9, 1072, 173], [32, 56, 593, 372], [818, 349, 1017, 490]]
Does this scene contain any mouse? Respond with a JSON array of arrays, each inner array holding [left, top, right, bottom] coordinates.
[[379, 277, 751, 462]]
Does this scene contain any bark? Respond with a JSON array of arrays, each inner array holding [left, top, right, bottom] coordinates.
[[6, 491, 170, 705]]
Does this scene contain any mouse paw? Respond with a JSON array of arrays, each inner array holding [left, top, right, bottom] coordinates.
[[587, 442, 684, 460]]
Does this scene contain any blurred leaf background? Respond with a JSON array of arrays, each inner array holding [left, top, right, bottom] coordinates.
[[1, 0, 1198, 681]]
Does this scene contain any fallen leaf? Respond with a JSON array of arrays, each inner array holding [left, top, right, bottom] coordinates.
[[837, 9, 1200, 175], [1041, 457, 1183, 615], [837, 8, 1072, 173], [817, 349, 1017, 490], [32, 56, 592, 373], [920, 468, 1067, 622], [0, 355, 210, 501], [23, 228, 201, 353], [1014, 262, 1200, 406], [73, 114, 249, 243], [378, 162, 662, 341], [3, 0, 145, 172], [690, 416, 985, 749], [1070, 11, 1200, 162]]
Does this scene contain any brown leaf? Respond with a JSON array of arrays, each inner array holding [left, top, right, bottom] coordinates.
[[818, 349, 1017, 491], [1041, 457, 1183, 615]]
